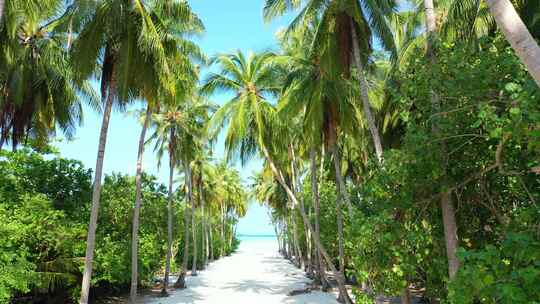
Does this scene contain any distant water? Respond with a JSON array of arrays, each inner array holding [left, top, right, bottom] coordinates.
[[236, 234, 278, 253], [237, 234, 277, 242]]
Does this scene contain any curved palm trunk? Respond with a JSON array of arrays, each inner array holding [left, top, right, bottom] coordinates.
[[79, 85, 114, 304], [351, 22, 384, 162], [486, 0, 540, 86], [310, 148, 330, 290], [260, 145, 352, 304], [329, 131, 352, 302], [424, 0, 460, 280], [332, 142, 354, 218], [174, 164, 191, 289], [161, 142, 175, 295], [291, 210, 303, 268], [129, 105, 152, 303]]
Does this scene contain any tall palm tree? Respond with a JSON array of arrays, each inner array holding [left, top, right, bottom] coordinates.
[[203, 50, 352, 303], [0, 0, 97, 150], [148, 105, 182, 295], [277, 25, 361, 298], [149, 93, 212, 292], [264, 0, 399, 162], [127, 2, 204, 301], [191, 152, 214, 269], [70, 1, 180, 302]]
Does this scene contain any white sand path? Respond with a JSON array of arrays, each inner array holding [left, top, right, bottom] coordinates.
[[142, 238, 339, 304]]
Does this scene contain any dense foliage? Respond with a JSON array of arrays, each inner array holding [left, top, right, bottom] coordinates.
[[1, 0, 539, 303], [0, 149, 241, 303], [249, 1, 540, 303]]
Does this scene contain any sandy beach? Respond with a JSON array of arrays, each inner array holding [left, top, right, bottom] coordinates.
[[141, 238, 339, 304]]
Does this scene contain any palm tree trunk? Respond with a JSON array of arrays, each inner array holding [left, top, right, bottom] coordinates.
[[310, 148, 330, 290], [229, 220, 235, 250], [129, 105, 152, 303], [67, 17, 73, 49], [401, 287, 411, 304], [424, 0, 460, 280], [334, 174, 346, 299], [304, 211, 313, 276], [332, 142, 353, 218], [330, 139, 351, 302], [191, 176, 198, 276], [0, 0, 5, 24], [289, 146, 306, 269], [209, 222, 214, 262], [201, 192, 208, 267], [441, 191, 459, 277], [290, 145, 315, 275], [79, 86, 114, 304], [486, 0, 540, 86], [284, 214, 292, 260], [275, 224, 282, 253], [174, 164, 191, 289], [260, 144, 352, 304], [161, 143, 175, 295], [220, 202, 225, 257], [291, 210, 303, 268], [351, 21, 384, 162]]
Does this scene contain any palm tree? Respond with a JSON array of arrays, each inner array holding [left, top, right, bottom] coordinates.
[[191, 152, 215, 269], [203, 50, 353, 303], [70, 0, 184, 301], [0, 0, 97, 150], [127, 2, 204, 301], [264, 0, 399, 163], [276, 25, 363, 298], [148, 105, 183, 295], [149, 93, 212, 292]]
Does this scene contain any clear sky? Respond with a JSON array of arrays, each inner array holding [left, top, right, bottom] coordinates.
[[55, 0, 294, 236]]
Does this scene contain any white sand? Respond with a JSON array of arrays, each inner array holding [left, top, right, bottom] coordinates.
[[142, 238, 339, 304]]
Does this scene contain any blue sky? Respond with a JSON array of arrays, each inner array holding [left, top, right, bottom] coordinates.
[[55, 0, 295, 236]]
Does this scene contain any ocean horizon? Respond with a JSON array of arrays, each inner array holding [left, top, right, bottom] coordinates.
[[237, 234, 277, 241]]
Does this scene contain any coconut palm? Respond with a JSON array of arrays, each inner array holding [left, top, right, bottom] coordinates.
[[148, 104, 184, 295], [276, 24, 362, 297], [127, 2, 204, 301], [264, 0, 399, 163], [191, 151, 216, 269], [203, 50, 352, 303], [209, 161, 247, 257], [0, 0, 97, 150], [70, 1, 184, 301], [149, 92, 213, 292]]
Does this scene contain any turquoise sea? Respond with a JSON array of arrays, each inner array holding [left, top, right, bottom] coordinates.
[[237, 234, 277, 242]]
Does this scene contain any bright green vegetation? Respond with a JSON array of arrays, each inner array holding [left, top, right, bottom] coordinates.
[[0, 149, 243, 303], [1, 0, 540, 304]]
